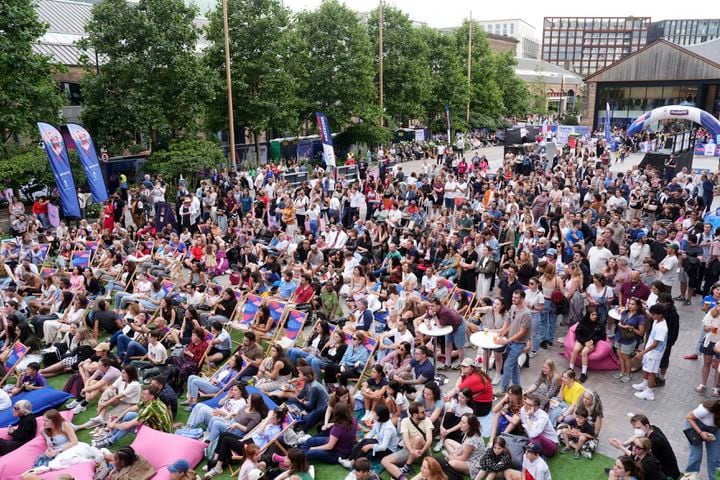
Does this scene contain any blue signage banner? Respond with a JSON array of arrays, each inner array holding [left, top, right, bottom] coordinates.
[[66, 123, 108, 203], [315, 112, 336, 167], [37, 122, 81, 217]]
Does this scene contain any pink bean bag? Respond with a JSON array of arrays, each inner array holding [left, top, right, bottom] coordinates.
[[130, 426, 206, 480], [561, 323, 620, 371], [0, 412, 75, 480], [38, 461, 96, 480]]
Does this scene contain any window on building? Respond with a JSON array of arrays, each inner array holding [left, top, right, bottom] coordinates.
[[510, 23, 515, 34]]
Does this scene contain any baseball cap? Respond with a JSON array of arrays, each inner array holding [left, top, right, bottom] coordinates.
[[167, 460, 190, 473], [656, 228, 668, 236], [94, 342, 110, 352], [635, 231, 646, 240], [525, 443, 542, 454], [666, 242, 679, 251], [460, 358, 475, 367], [546, 248, 557, 257]]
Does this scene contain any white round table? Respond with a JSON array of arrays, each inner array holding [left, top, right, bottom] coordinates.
[[418, 322, 453, 370], [608, 307, 623, 321], [470, 331, 505, 374]]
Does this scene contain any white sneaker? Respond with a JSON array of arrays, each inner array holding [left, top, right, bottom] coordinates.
[[297, 434, 311, 444], [433, 440, 443, 452], [71, 403, 87, 414], [66, 399, 80, 409], [338, 458, 353, 469], [632, 381, 648, 391], [634, 388, 655, 401], [491, 374, 501, 385]]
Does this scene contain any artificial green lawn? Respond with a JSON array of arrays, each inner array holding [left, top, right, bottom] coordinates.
[[40, 323, 613, 480]]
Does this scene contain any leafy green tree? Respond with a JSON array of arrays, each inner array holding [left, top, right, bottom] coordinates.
[[295, 0, 375, 129], [0, 149, 86, 195], [419, 26, 469, 134], [205, 0, 301, 162], [494, 51, 529, 117], [78, 0, 214, 151], [454, 21, 504, 127], [367, 6, 431, 126], [0, 0, 65, 156], [144, 139, 225, 192]]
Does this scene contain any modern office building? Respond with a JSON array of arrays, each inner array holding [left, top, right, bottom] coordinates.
[[648, 19, 720, 46], [476, 19, 540, 59], [584, 39, 720, 131], [542, 16, 650, 76]]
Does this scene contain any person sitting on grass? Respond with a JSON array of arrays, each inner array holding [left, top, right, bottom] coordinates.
[[350, 457, 381, 480], [381, 401, 433, 480], [183, 354, 242, 409], [517, 394, 558, 458], [558, 406, 595, 460], [74, 365, 141, 431], [67, 356, 121, 414], [474, 436, 513, 480], [205, 321, 232, 367], [441, 413, 485, 477], [338, 404, 399, 470], [607, 455, 643, 480], [92, 385, 172, 448], [285, 366, 328, 433], [504, 443, 551, 480]]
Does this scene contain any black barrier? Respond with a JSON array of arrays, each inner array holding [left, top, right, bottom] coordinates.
[[283, 171, 309, 189], [336, 165, 358, 181]]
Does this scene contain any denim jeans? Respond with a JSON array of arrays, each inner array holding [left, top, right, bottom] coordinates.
[[287, 348, 310, 366], [501, 342, 525, 391], [531, 312, 542, 352], [207, 416, 232, 441], [116, 334, 146, 363], [685, 421, 720, 480], [288, 398, 325, 433], [302, 435, 341, 463], [109, 412, 138, 443], [307, 355, 331, 381], [548, 401, 568, 426], [376, 337, 394, 362], [187, 375, 220, 398], [541, 300, 557, 344]]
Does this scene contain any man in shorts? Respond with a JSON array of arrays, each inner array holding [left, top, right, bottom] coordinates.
[[631, 304, 668, 401], [381, 402, 433, 480]]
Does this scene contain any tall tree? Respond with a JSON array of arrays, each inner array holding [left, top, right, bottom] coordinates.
[[367, 6, 431, 127], [454, 21, 505, 127], [494, 51, 529, 118], [205, 0, 301, 161], [78, 0, 214, 150], [0, 0, 64, 156], [419, 26, 469, 133], [295, 0, 375, 129]]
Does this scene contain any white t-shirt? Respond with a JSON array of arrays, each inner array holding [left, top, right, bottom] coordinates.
[[587, 246, 613, 275], [112, 378, 142, 404], [0, 388, 11, 410], [646, 320, 668, 357], [444, 181, 457, 199], [693, 404, 718, 428], [659, 255, 679, 286], [701, 310, 720, 344], [525, 289, 545, 312], [522, 455, 552, 480], [147, 342, 168, 364]]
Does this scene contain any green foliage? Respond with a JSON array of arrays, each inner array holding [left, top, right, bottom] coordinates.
[[420, 27, 469, 133], [494, 51, 530, 117], [0, 148, 86, 194], [454, 22, 504, 128], [562, 114, 579, 126], [205, 0, 301, 156], [367, 6, 432, 126], [334, 120, 391, 152], [78, 0, 215, 151], [145, 139, 225, 191], [295, 0, 376, 129], [0, 0, 65, 155]]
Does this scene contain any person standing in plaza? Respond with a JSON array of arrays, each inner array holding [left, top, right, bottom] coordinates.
[[497, 290, 531, 392], [427, 299, 466, 371]]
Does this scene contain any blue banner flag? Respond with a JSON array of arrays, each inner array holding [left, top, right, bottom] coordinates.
[[37, 122, 81, 217], [154, 201, 179, 233], [605, 102, 611, 142], [66, 123, 108, 203], [315, 112, 336, 167]]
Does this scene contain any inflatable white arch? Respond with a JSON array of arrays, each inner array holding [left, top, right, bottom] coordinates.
[[626, 105, 720, 137]]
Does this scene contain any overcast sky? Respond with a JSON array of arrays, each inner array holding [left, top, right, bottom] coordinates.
[[282, 0, 709, 37]]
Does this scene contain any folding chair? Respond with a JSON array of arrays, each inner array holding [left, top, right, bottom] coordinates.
[[448, 286, 476, 312], [272, 308, 308, 350], [0, 341, 29, 386], [71, 249, 93, 269], [228, 293, 262, 335]]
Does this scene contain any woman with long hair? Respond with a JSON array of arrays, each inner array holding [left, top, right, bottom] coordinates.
[[443, 414, 485, 476], [539, 262, 563, 349], [524, 358, 561, 410], [301, 402, 358, 464], [474, 437, 513, 480], [613, 297, 645, 383], [570, 309, 607, 383], [33, 409, 79, 468], [410, 456, 447, 480], [608, 455, 644, 480]]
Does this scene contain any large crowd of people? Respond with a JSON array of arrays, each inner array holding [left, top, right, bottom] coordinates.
[[0, 131, 719, 480]]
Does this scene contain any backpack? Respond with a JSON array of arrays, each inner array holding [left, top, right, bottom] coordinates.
[[63, 373, 84, 397]]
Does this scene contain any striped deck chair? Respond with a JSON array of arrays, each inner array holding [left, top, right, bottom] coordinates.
[[262, 299, 287, 342], [229, 293, 262, 332], [347, 335, 379, 388], [40, 267, 58, 278], [71, 249, 92, 269], [449, 286, 476, 313], [272, 308, 307, 350], [0, 341, 29, 386]]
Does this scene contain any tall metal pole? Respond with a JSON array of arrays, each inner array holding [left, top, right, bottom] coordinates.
[[222, 0, 237, 169], [466, 12, 472, 124], [378, 0, 384, 127]]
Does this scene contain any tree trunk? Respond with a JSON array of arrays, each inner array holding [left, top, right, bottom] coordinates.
[[254, 131, 261, 167]]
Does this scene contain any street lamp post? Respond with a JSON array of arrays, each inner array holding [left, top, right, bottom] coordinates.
[[222, 0, 237, 169]]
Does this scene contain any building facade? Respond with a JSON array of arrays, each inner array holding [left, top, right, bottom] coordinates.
[[648, 19, 720, 46], [542, 16, 650, 76], [584, 40, 720, 131], [476, 19, 539, 59]]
